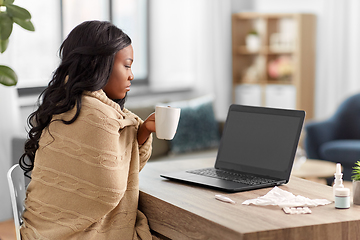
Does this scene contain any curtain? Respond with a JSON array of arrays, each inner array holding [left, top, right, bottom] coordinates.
[[315, 0, 360, 119], [198, 0, 232, 120], [149, 0, 233, 120], [148, 0, 199, 92]]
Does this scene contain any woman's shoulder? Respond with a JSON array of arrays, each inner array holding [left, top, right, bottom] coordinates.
[[82, 90, 123, 118], [81, 90, 141, 128]]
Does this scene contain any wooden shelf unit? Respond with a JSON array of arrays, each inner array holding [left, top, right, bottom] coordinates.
[[232, 12, 316, 119]]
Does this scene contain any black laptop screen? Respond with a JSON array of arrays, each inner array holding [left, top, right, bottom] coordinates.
[[216, 106, 303, 176]]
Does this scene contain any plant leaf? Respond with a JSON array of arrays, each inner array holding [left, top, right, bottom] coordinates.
[[0, 12, 13, 40], [352, 161, 360, 180], [5, 4, 31, 20], [3, 0, 15, 4], [0, 38, 9, 53], [0, 65, 17, 86], [13, 17, 34, 31]]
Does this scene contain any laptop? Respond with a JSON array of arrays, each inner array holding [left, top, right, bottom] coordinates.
[[160, 104, 305, 192]]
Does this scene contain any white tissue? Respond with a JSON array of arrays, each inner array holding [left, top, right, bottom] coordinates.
[[242, 186, 332, 208]]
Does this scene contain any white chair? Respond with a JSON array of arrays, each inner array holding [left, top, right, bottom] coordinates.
[[7, 164, 26, 240]]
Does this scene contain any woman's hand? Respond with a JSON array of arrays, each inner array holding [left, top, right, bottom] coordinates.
[[137, 112, 155, 145]]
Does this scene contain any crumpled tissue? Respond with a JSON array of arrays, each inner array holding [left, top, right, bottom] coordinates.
[[242, 186, 332, 208]]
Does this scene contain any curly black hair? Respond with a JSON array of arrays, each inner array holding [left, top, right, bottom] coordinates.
[[19, 20, 131, 177]]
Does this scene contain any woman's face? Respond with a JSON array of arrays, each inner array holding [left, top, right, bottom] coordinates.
[[103, 45, 134, 99]]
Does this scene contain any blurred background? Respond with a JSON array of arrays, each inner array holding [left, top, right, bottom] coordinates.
[[1, 0, 360, 222]]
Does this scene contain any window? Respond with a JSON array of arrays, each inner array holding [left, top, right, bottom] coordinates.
[[0, 0, 61, 88], [112, 0, 148, 81], [62, 0, 148, 82], [148, 0, 199, 92], [62, 0, 110, 39], [0, 0, 148, 89]]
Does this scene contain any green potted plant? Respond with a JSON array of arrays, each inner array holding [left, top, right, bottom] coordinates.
[[0, 0, 35, 86], [245, 29, 260, 52], [352, 160, 360, 205]]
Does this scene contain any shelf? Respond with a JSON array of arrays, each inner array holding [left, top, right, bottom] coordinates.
[[234, 46, 262, 55], [266, 48, 294, 54], [232, 13, 316, 119], [233, 12, 296, 20], [234, 46, 294, 55], [234, 81, 262, 85], [234, 80, 294, 85], [266, 79, 293, 85]]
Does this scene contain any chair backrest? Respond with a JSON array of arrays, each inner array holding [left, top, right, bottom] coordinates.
[[332, 93, 360, 138], [7, 164, 26, 240]]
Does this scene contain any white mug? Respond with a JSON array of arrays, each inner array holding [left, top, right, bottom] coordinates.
[[155, 106, 181, 140]]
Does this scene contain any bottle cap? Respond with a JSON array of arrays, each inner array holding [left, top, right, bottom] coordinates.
[[335, 187, 350, 196], [335, 163, 342, 174], [334, 163, 343, 179]]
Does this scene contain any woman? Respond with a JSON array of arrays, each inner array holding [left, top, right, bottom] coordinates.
[[19, 21, 156, 240]]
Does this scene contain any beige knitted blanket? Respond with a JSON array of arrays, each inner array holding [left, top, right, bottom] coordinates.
[[21, 90, 153, 240]]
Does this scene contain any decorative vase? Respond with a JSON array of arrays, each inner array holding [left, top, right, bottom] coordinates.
[[353, 180, 360, 205], [246, 34, 260, 52]]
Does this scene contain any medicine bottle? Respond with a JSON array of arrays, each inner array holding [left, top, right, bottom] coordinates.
[[333, 163, 344, 199], [334, 188, 350, 209]]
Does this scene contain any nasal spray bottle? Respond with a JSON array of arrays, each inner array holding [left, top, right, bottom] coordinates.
[[333, 163, 344, 197], [333, 163, 350, 209]]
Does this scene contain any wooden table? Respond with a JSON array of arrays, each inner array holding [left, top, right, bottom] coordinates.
[[139, 158, 360, 240], [291, 159, 337, 179]]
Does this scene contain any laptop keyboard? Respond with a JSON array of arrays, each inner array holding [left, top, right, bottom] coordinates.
[[186, 168, 275, 186]]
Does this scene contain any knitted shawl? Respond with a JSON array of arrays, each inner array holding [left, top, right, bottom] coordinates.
[[21, 90, 153, 240]]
